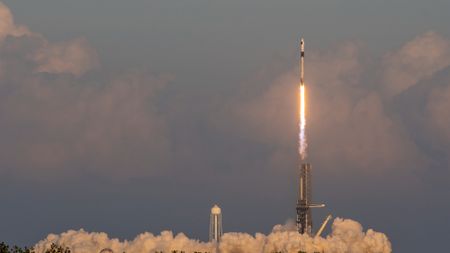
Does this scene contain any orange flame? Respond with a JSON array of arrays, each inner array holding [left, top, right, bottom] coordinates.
[[299, 84, 307, 160]]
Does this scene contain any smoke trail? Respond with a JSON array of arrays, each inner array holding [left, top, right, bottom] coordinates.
[[33, 218, 391, 253], [299, 85, 307, 160]]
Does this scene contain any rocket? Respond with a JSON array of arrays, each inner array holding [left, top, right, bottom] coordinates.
[[300, 38, 305, 86]]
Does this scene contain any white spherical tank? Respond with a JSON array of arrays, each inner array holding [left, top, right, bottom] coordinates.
[[211, 204, 221, 215], [209, 204, 223, 242]]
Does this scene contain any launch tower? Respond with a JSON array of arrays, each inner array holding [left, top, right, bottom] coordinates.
[[296, 163, 324, 234]]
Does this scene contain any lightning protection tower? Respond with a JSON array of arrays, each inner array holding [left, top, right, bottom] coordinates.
[[209, 204, 223, 243]]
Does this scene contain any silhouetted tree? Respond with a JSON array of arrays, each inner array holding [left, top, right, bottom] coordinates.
[[0, 242, 34, 253], [44, 244, 70, 253]]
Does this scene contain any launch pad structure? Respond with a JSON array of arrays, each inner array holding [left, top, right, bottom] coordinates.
[[296, 163, 325, 235]]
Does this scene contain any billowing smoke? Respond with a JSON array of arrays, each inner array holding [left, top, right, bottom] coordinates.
[[33, 218, 391, 253]]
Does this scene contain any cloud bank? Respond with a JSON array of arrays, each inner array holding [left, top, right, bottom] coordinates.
[[33, 37, 98, 76], [382, 31, 450, 97], [0, 2, 98, 77], [1, 0, 449, 182], [0, 2, 171, 180]]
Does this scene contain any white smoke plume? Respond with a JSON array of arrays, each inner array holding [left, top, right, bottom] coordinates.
[[34, 218, 391, 253]]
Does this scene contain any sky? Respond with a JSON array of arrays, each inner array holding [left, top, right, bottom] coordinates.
[[0, 0, 449, 252]]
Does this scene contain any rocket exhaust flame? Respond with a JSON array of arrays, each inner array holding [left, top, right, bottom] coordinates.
[[299, 85, 307, 160]]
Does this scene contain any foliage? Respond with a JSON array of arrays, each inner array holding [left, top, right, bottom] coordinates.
[[43, 244, 70, 253], [0, 242, 71, 253], [0, 242, 34, 253]]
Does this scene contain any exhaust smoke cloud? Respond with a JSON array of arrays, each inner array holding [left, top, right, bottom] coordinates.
[[33, 218, 391, 253]]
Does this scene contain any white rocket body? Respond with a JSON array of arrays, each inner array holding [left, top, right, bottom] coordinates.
[[300, 38, 305, 86]]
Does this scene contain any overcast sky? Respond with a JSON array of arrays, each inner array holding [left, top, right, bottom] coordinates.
[[1, 1, 450, 252]]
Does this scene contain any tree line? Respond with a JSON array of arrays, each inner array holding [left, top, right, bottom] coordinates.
[[0, 242, 70, 253]]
